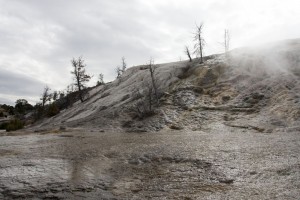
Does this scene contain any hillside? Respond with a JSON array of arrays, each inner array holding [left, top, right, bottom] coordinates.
[[33, 39, 300, 133], [1, 39, 300, 199]]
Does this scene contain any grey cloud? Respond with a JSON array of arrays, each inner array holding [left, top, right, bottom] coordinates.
[[0, 69, 44, 96], [0, 97, 15, 106], [0, 0, 299, 104]]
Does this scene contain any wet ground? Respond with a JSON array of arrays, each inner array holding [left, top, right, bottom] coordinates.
[[0, 126, 299, 199]]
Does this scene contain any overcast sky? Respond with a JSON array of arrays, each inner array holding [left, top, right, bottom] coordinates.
[[0, 0, 299, 105]]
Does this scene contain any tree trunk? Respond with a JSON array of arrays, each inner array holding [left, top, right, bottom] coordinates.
[[185, 46, 192, 62], [199, 34, 203, 63], [77, 75, 84, 102], [149, 65, 159, 105]]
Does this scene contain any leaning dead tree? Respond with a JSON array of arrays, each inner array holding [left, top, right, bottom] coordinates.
[[185, 46, 192, 62], [193, 23, 205, 63], [70, 57, 91, 102]]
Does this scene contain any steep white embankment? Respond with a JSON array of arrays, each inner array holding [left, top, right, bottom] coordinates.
[[35, 39, 300, 132], [36, 60, 189, 129]]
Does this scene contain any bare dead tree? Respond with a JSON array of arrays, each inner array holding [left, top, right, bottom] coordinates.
[[130, 81, 155, 119], [224, 29, 230, 54], [40, 85, 51, 108], [70, 57, 91, 102], [145, 81, 154, 112], [185, 46, 192, 62], [148, 58, 159, 105], [121, 56, 127, 73], [193, 23, 205, 63], [116, 57, 127, 79], [128, 58, 161, 119]]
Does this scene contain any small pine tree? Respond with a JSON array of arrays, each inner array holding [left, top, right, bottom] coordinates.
[[97, 73, 105, 86], [71, 57, 91, 102]]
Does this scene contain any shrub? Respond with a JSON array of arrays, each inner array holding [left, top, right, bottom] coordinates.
[[177, 64, 192, 79], [6, 119, 24, 132], [47, 103, 60, 117], [33, 104, 44, 121], [0, 122, 8, 130]]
